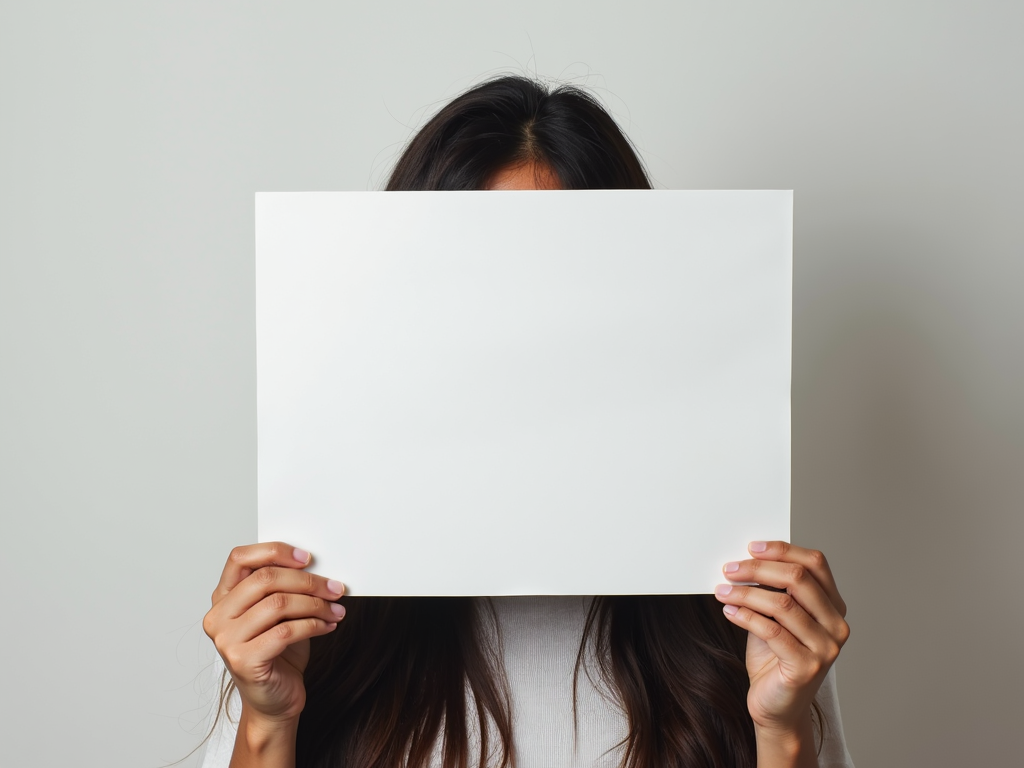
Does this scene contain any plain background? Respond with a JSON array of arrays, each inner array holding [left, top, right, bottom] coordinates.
[[1, 2, 1020, 766]]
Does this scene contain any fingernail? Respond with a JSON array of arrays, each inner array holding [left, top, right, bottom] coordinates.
[[327, 579, 345, 595], [723, 604, 739, 616], [330, 603, 346, 617], [715, 584, 733, 596], [723, 561, 740, 573], [749, 541, 768, 552], [293, 548, 311, 564]]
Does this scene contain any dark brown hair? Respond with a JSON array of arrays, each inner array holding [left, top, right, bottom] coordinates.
[[384, 74, 652, 191], [202, 74, 825, 768]]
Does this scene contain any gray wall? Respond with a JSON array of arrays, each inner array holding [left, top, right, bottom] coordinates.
[[2, 2, 1020, 766]]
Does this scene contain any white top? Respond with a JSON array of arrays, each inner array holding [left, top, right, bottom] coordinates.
[[200, 597, 855, 768]]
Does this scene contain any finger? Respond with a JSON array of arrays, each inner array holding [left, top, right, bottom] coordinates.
[[720, 603, 819, 683], [223, 593, 347, 645], [212, 542, 314, 605], [715, 584, 838, 660], [217, 566, 346, 621], [723, 559, 850, 646], [746, 541, 847, 618], [241, 617, 340, 668]]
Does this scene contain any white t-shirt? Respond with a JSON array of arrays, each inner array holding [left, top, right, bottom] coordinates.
[[200, 596, 855, 768]]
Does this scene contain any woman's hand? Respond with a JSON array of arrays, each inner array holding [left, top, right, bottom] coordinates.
[[202, 542, 346, 724], [714, 541, 850, 738]]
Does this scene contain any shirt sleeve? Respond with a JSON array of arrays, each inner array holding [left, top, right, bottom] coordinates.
[[198, 652, 241, 768], [813, 664, 856, 768]]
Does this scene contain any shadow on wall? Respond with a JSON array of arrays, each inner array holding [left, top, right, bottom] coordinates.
[[792, 221, 1023, 766]]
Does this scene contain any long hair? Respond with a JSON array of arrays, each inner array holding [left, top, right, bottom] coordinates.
[[204, 74, 824, 768]]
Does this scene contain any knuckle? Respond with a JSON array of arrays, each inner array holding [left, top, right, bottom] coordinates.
[[301, 572, 316, 593], [309, 596, 326, 613], [806, 658, 823, 678], [222, 647, 244, 671], [763, 620, 784, 640], [788, 564, 808, 583], [254, 567, 277, 585], [773, 593, 797, 613], [265, 543, 283, 562], [837, 620, 851, 645], [229, 546, 247, 563], [273, 622, 294, 641], [807, 549, 827, 569], [825, 642, 841, 661], [201, 611, 216, 639], [267, 592, 289, 612], [213, 632, 230, 655]]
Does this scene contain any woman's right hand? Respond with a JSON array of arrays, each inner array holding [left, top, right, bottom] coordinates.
[[202, 542, 346, 724]]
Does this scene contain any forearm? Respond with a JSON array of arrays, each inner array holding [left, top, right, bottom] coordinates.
[[754, 712, 819, 768], [228, 707, 299, 768]]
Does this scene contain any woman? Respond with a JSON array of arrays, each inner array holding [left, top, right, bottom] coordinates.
[[199, 75, 854, 768]]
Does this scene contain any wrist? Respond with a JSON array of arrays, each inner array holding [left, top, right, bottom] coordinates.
[[235, 707, 299, 762], [754, 712, 818, 768]]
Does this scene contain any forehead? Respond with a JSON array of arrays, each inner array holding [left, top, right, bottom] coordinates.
[[483, 161, 563, 190]]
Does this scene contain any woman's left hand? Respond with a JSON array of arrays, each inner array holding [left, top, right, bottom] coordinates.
[[715, 541, 851, 736]]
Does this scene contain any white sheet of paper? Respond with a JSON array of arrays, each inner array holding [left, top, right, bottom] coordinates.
[[256, 190, 792, 595]]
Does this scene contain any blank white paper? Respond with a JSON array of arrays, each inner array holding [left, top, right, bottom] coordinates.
[[256, 190, 792, 595]]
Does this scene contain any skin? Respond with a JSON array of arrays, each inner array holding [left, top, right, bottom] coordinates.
[[483, 159, 563, 190], [203, 160, 851, 768], [718, 541, 850, 768], [203, 543, 341, 767]]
